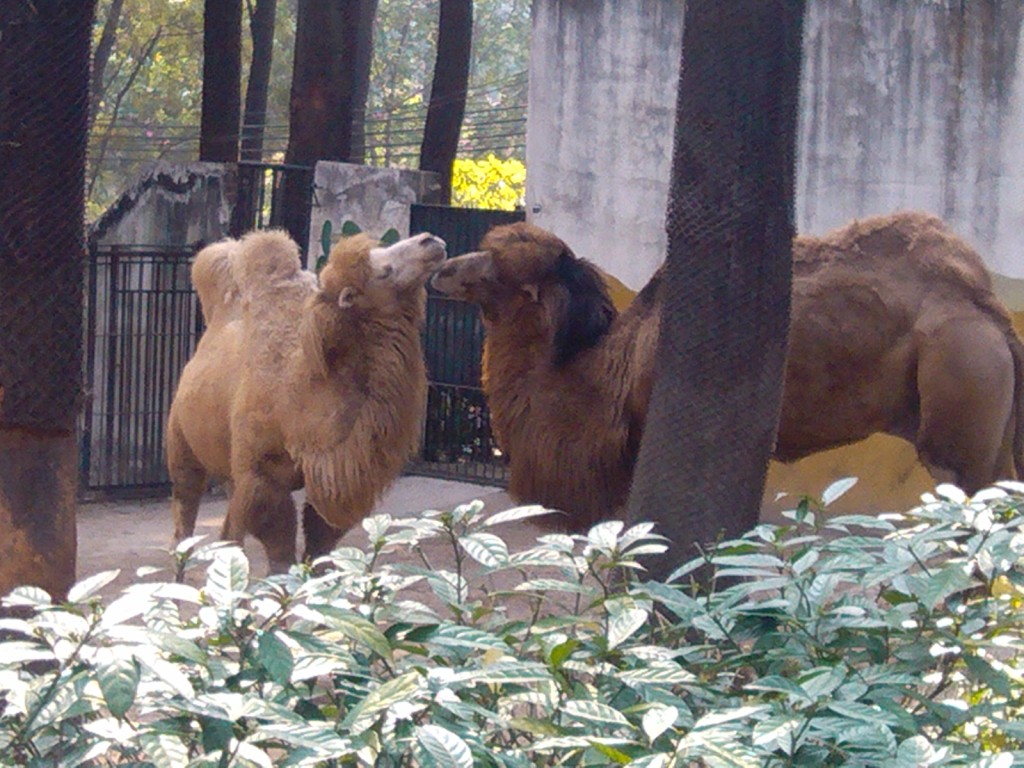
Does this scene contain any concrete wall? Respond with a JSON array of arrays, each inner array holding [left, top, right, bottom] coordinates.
[[90, 162, 234, 247], [798, 3, 1024, 283], [527, 0, 1024, 295], [308, 161, 443, 258], [526, 0, 682, 291]]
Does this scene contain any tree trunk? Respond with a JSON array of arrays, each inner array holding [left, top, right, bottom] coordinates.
[[240, 0, 277, 162], [420, 0, 473, 203], [344, 0, 378, 164], [281, 0, 376, 248], [90, 0, 126, 124], [200, 0, 242, 162], [0, 0, 96, 600], [625, 1, 805, 582]]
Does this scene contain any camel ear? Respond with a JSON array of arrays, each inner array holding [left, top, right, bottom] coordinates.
[[337, 286, 356, 308], [300, 298, 335, 379], [552, 249, 615, 366]]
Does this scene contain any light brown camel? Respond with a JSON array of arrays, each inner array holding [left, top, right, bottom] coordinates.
[[430, 212, 1024, 529], [166, 229, 446, 570]]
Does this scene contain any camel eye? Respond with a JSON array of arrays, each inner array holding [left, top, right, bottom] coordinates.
[[377, 264, 394, 279]]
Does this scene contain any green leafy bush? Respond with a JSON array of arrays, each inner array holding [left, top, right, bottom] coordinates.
[[2, 481, 1024, 766]]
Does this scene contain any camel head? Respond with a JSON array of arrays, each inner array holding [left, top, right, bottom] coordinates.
[[431, 222, 615, 365], [319, 232, 447, 310], [302, 231, 446, 378]]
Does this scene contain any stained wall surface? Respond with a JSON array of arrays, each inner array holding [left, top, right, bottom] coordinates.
[[526, 1, 1024, 293]]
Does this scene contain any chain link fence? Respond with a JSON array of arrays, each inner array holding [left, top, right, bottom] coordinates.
[[0, 2, 95, 435]]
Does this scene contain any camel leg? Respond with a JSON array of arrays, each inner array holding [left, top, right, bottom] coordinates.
[[915, 319, 1015, 493], [223, 473, 298, 574], [301, 502, 344, 561], [167, 422, 208, 545]]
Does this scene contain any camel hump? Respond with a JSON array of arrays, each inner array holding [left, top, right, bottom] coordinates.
[[796, 210, 997, 301], [232, 229, 305, 293], [191, 238, 240, 325]]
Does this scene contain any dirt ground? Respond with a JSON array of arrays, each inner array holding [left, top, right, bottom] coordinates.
[[76, 476, 536, 600]]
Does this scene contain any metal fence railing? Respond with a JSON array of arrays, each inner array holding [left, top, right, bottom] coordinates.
[[79, 244, 201, 496], [407, 204, 525, 487]]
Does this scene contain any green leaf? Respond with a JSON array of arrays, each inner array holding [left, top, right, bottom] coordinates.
[[607, 608, 648, 650], [549, 638, 578, 669], [139, 732, 190, 768], [822, 477, 858, 506], [205, 547, 250, 609], [381, 227, 400, 246], [894, 735, 936, 767], [459, 532, 509, 567], [744, 675, 812, 704], [964, 654, 1013, 697], [67, 570, 121, 603], [236, 741, 275, 768], [294, 605, 392, 659], [450, 661, 551, 685], [258, 630, 294, 686], [97, 656, 139, 719], [692, 705, 769, 730], [590, 741, 633, 764], [341, 220, 362, 236], [617, 663, 695, 686], [752, 714, 801, 750], [711, 553, 785, 569], [484, 505, 560, 527], [320, 220, 333, 258], [254, 721, 352, 755], [3, 585, 52, 608], [588, 520, 624, 551], [417, 724, 474, 768], [561, 699, 630, 726], [200, 716, 234, 753], [827, 700, 900, 725], [905, 562, 973, 611], [342, 670, 422, 729], [642, 705, 678, 742]]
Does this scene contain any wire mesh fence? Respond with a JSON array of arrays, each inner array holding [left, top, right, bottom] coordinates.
[[0, 4, 94, 436]]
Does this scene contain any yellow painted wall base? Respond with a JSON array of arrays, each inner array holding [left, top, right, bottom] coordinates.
[[761, 436, 935, 524]]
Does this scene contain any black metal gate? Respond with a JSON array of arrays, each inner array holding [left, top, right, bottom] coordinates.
[[408, 204, 525, 486], [80, 244, 202, 496]]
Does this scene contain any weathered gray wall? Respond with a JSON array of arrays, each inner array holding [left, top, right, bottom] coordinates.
[[90, 162, 234, 246], [527, 1, 1024, 291], [526, 0, 683, 290], [308, 162, 443, 257]]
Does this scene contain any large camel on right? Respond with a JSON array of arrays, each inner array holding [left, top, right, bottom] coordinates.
[[431, 211, 1024, 529]]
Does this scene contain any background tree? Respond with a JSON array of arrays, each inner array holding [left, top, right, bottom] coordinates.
[[626, 1, 806, 581], [240, 0, 278, 161], [90, 0, 126, 125], [200, 0, 242, 161], [280, 0, 376, 245], [419, 0, 473, 202], [87, 0, 205, 216], [0, 0, 97, 599], [84, 0, 528, 217]]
